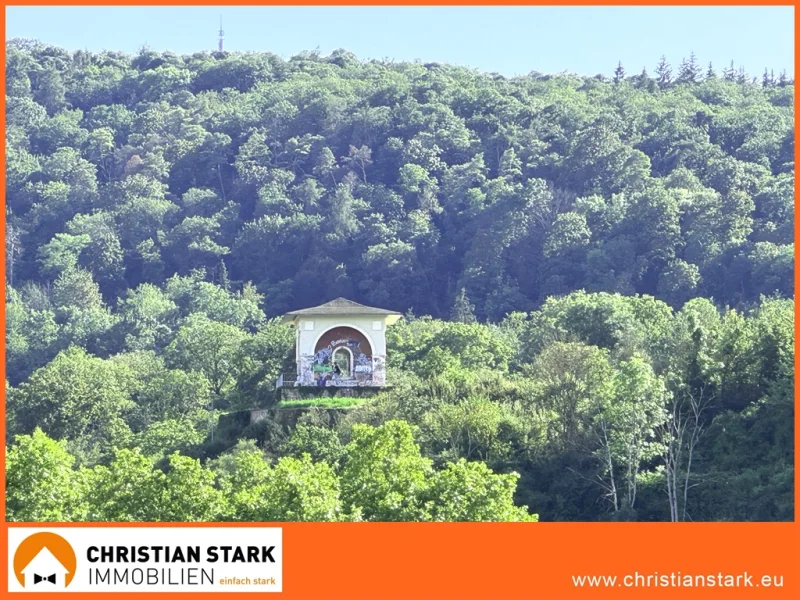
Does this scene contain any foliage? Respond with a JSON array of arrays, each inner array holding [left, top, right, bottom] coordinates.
[[4, 42, 794, 523], [5, 428, 88, 521]]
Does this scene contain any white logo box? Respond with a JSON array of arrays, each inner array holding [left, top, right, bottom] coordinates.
[[8, 527, 282, 593]]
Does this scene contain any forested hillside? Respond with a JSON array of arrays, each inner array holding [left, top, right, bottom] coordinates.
[[5, 41, 794, 522]]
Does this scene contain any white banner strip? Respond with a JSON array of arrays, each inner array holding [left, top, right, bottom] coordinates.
[[8, 527, 282, 593]]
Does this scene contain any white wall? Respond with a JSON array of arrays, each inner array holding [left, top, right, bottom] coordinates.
[[296, 315, 387, 358]]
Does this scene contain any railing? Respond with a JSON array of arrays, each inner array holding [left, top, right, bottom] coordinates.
[[276, 373, 298, 388], [277, 372, 383, 388]]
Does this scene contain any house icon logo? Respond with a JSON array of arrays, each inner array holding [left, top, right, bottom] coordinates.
[[13, 532, 76, 589]]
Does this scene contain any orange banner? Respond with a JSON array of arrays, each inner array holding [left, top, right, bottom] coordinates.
[[1, 522, 798, 598]]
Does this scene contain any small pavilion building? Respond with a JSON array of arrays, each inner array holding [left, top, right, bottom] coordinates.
[[279, 298, 402, 389]]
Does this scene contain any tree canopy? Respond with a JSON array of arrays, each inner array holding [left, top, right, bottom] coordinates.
[[5, 42, 794, 523]]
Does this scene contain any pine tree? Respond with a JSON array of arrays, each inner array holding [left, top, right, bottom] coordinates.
[[218, 259, 230, 291], [778, 69, 788, 87], [677, 58, 689, 83], [677, 52, 701, 83], [762, 68, 772, 88], [706, 62, 716, 79], [655, 55, 672, 87], [450, 288, 477, 324], [689, 52, 701, 81], [723, 60, 736, 81], [613, 61, 625, 84], [499, 148, 523, 181], [634, 66, 650, 89], [736, 66, 748, 84], [656, 55, 672, 87]]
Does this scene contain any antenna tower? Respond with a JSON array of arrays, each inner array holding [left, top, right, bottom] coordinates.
[[218, 16, 224, 52]]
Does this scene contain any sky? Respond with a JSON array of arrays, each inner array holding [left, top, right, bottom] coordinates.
[[5, 5, 795, 78]]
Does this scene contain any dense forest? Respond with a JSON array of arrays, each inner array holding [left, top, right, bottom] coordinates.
[[4, 41, 794, 522]]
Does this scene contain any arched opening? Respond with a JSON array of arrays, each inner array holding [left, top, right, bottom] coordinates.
[[332, 347, 353, 377], [312, 324, 375, 357], [313, 326, 373, 384]]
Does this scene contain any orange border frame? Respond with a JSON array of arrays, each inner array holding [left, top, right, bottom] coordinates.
[[1, 2, 798, 598]]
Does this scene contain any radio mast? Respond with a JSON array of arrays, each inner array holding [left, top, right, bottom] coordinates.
[[218, 16, 224, 52]]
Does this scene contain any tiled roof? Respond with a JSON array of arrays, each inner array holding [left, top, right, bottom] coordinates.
[[283, 297, 402, 318]]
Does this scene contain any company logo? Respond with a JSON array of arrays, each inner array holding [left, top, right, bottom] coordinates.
[[8, 527, 282, 593], [13, 532, 77, 589]]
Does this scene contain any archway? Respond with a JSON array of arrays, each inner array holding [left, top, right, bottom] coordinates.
[[312, 324, 375, 357], [332, 347, 353, 377], [313, 326, 373, 382]]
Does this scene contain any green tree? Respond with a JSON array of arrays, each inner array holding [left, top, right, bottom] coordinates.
[[655, 55, 672, 86], [657, 260, 702, 308], [135, 416, 207, 458], [160, 453, 226, 522], [281, 424, 344, 465], [3, 43, 794, 524], [86, 448, 166, 521], [450, 288, 477, 323], [116, 284, 178, 351], [258, 455, 344, 522], [8, 347, 136, 455], [34, 66, 67, 114], [423, 459, 537, 522], [215, 442, 344, 521], [38, 233, 91, 277], [592, 355, 670, 516], [613, 61, 625, 84], [6, 429, 87, 521], [166, 313, 248, 397], [340, 421, 432, 521], [421, 396, 521, 465], [676, 52, 702, 84]]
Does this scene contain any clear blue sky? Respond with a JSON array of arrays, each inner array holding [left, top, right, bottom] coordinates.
[[6, 5, 794, 78]]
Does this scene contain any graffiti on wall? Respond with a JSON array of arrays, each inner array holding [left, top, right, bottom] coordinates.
[[311, 338, 374, 385], [295, 332, 386, 387], [298, 354, 315, 385], [313, 339, 360, 364], [314, 346, 333, 364], [372, 355, 386, 385], [354, 353, 372, 374], [316, 340, 354, 362]]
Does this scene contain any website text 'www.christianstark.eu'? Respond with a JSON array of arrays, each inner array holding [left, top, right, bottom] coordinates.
[[572, 572, 785, 589]]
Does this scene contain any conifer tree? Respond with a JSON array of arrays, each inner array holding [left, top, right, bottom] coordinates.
[[450, 288, 477, 324], [613, 61, 625, 84], [736, 66, 748, 84], [499, 148, 523, 182], [634, 66, 650, 89], [723, 60, 736, 81], [677, 52, 701, 83], [218, 259, 230, 292], [655, 55, 672, 87]]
